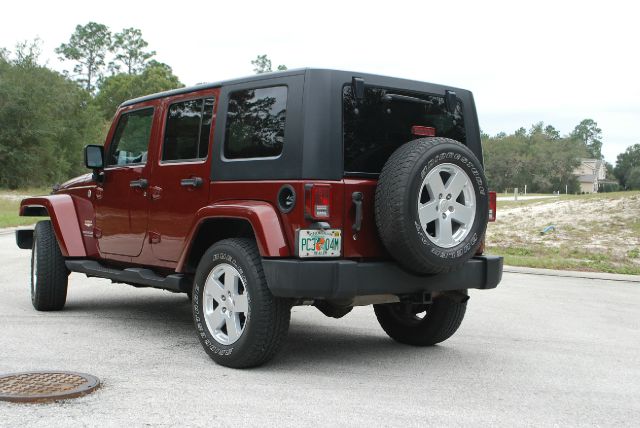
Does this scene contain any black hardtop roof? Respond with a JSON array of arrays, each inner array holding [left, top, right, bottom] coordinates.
[[119, 68, 471, 108]]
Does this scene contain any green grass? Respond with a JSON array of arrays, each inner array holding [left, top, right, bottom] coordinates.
[[0, 188, 49, 228], [489, 245, 640, 275]]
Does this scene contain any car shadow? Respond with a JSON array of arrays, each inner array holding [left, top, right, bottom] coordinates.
[[268, 322, 459, 371], [61, 289, 465, 370]]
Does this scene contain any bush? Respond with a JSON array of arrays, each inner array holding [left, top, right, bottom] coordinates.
[[0, 49, 106, 188]]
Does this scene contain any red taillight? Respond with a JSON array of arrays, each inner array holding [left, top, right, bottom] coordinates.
[[305, 184, 331, 219], [411, 126, 436, 137], [488, 191, 497, 222]]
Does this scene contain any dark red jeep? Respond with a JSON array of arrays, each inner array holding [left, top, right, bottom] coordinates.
[[17, 69, 502, 368]]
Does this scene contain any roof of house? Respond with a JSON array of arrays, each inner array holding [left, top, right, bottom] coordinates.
[[577, 174, 596, 183], [580, 158, 604, 169]]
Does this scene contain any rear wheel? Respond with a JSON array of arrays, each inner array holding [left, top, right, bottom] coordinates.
[[31, 220, 69, 311], [192, 238, 291, 368], [373, 296, 467, 346]]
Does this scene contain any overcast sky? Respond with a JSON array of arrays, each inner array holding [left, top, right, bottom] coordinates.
[[2, 0, 638, 163]]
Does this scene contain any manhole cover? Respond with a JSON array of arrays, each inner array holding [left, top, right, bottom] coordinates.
[[0, 371, 100, 403]]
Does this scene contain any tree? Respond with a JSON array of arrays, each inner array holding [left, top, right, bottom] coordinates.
[[514, 127, 527, 137], [544, 125, 560, 140], [0, 41, 105, 188], [483, 121, 585, 193], [614, 144, 640, 188], [251, 54, 287, 74], [94, 60, 183, 119], [110, 28, 156, 74], [627, 167, 640, 190], [604, 161, 615, 179], [56, 22, 112, 93], [571, 119, 603, 159]]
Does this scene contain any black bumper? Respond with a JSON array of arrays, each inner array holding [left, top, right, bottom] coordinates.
[[262, 255, 503, 299]]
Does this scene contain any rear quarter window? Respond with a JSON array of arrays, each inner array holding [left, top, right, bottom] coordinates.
[[224, 86, 287, 159]]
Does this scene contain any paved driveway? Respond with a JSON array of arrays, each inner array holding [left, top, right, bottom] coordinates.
[[0, 234, 638, 426]]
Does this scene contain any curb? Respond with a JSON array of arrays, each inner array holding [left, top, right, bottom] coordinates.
[[0, 225, 35, 237], [504, 265, 640, 283], [0, 228, 17, 236]]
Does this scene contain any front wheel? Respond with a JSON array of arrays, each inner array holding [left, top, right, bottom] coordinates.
[[374, 296, 467, 346], [31, 220, 69, 311], [192, 238, 291, 368]]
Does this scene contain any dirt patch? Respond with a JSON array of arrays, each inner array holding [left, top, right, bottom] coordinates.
[[487, 194, 640, 269]]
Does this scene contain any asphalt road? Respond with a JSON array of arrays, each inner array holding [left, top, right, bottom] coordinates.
[[1, 233, 639, 427]]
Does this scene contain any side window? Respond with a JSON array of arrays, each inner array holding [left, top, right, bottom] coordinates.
[[224, 86, 287, 159], [108, 108, 154, 166], [162, 97, 215, 162]]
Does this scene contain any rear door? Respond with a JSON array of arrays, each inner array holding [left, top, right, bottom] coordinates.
[[96, 106, 156, 257], [146, 90, 218, 262], [341, 84, 467, 258]]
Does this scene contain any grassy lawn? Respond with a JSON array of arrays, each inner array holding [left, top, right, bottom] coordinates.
[[487, 191, 640, 275], [0, 188, 49, 228], [491, 245, 640, 275]]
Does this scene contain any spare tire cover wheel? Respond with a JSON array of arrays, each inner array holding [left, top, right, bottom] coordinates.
[[375, 138, 488, 274]]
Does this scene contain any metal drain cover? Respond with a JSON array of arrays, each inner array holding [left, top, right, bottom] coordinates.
[[0, 371, 100, 403]]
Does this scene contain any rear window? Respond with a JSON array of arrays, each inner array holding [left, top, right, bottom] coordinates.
[[162, 97, 215, 162], [343, 86, 465, 174]]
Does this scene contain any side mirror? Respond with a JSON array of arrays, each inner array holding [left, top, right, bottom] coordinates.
[[84, 145, 104, 169]]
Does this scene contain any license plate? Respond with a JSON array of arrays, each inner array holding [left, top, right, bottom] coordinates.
[[298, 229, 341, 258]]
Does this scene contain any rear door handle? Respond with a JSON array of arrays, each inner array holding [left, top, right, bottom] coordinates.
[[352, 192, 363, 232], [130, 178, 148, 189], [180, 177, 203, 188]]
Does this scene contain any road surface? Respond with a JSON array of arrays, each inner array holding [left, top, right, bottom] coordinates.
[[0, 233, 638, 427]]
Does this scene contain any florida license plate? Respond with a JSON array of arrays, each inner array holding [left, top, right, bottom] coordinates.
[[298, 229, 342, 258]]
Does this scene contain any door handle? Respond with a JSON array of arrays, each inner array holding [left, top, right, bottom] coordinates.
[[352, 192, 363, 232], [180, 177, 203, 188], [129, 178, 148, 189]]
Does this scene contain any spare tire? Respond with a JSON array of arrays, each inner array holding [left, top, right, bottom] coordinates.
[[375, 137, 488, 274]]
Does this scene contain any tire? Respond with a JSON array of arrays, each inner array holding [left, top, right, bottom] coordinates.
[[375, 137, 488, 274], [373, 297, 467, 346], [192, 238, 291, 368], [31, 220, 69, 311]]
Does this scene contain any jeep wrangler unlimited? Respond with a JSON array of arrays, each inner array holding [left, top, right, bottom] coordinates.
[[16, 69, 502, 368]]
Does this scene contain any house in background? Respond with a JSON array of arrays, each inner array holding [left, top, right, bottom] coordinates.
[[574, 159, 606, 193]]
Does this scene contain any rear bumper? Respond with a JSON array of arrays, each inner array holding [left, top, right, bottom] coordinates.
[[262, 255, 503, 299]]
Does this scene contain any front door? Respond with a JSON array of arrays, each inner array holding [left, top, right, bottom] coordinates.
[[95, 107, 156, 257], [147, 92, 217, 262]]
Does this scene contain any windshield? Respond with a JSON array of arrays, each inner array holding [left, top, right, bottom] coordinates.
[[343, 86, 466, 175]]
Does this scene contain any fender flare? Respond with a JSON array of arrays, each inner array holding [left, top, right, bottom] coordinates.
[[20, 195, 86, 257], [176, 200, 290, 272]]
